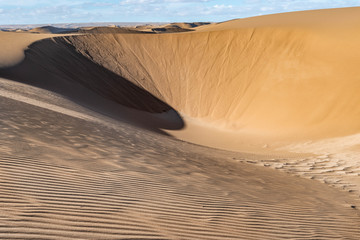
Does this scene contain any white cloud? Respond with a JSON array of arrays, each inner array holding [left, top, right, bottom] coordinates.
[[260, 6, 273, 11], [213, 4, 233, 9]]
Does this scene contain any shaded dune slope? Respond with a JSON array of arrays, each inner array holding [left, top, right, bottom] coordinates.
[[0, 37, 184, 132], [1, 38, 171, 113]]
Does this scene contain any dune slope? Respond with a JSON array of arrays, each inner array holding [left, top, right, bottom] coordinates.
[[1, 78, 360, 239], [0, 37, 172, 114], [58, 7, 360, 141]]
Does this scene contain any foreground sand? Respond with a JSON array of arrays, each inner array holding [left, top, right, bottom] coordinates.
[[1, 78, 360, 239], [1, 7, 360, 239]]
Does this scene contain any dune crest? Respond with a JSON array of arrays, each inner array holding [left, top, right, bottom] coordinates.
[[0, 32, 55, 67]]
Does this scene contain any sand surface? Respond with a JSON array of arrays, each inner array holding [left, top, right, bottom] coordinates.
[[1, 7, 360, 239], [1, 78, 360, 239]]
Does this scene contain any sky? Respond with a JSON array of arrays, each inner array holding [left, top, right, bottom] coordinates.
[[0, 0, 360, 25]]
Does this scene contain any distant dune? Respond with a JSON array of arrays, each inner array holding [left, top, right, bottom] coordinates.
[[149, 22, 212, 33], [78, 26, 150, 34], [28, 26, 79, 34], [1, 22, 211, 35], [1, 8, 360, 239]]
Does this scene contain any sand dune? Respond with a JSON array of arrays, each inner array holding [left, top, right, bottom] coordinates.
[[78, 26, 152, 34], [2, 23, 206, 35], [28, 26, 79, 34], [168, 22, 212, 29], [58, 8, 360, 142], [1, 7, 360, 239], [1, 78, 360, 239], [150, 22, 212, 33], [4, 7, 355, 145]]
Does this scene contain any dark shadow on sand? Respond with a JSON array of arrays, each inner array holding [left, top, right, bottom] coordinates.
[[0, 37, 184, 134]]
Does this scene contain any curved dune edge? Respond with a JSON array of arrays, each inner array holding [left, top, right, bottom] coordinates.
[[0, 32, 78, 68]]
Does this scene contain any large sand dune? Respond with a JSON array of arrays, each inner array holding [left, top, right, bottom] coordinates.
[[1, 7, 360, 239], [64, 8, 360, 141], [6, 7, 359, 142]]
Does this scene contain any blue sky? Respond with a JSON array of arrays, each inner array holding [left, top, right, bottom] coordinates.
[[0, 0, 360, 25]]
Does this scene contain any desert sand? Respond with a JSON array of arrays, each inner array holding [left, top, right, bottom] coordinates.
[[1, 7, 360, 239]]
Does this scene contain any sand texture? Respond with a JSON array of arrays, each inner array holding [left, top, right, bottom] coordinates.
[[1, 7, 360, 239], [1, 78, 360, 239]]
